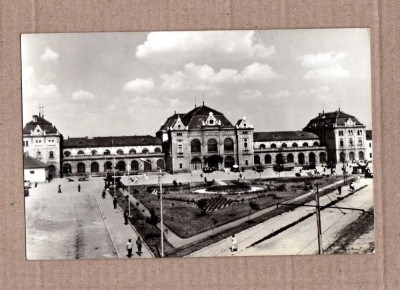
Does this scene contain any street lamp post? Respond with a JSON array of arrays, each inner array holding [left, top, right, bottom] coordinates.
[[140, 158, 164, 258]]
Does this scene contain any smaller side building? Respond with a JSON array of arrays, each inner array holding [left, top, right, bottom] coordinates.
[[365, 130, 373, 161], [62, 135, 165, 175], [253, 131, 327, 167], [23, 154, 48, 182]]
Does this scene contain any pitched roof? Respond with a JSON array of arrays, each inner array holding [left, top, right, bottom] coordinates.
[[366, 130, 372, 140], [160, 105, 234, 130], [63, 135, 162, 148], [23, 155, 47, 169], [23, 114, 59, 134], [254, 131, 319, 142], [304, 110, 364, 130]]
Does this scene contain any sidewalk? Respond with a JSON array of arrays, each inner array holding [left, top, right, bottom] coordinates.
[[89, 179, 154, 258]]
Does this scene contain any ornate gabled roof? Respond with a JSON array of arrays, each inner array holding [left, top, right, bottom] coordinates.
[[23, 114, 59, 134], [160, 105, 234, 131], [254, 131, 319, 142], [64, 135, 162, 148], [23, 155, 47, 169], [304, 110, 364, 130]]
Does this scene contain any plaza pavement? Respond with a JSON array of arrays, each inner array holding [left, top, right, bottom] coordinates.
[[25, 175, 153, 260], [187, 178, 373, 257]]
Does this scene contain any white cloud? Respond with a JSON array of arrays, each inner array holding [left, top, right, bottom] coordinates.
[[309, 86, 333, 102], [160, 72, 186, 91], [301, 52, 346, 67], [41, 46, 60, 62], [301, 52, 350, 79], [238, 89, 263, 100], [160, 62, 277, 91], [71, 90, 95, 101], [303, 65, 350, 79], [123, 78, 155, 92], [136, 31, 275, 61], [22, 66, 34, 84]]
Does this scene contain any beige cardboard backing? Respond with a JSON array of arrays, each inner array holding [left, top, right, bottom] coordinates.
[[0, 1, 397, 289]]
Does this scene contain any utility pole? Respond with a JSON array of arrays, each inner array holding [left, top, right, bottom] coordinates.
[[314, 182, 323, 255]]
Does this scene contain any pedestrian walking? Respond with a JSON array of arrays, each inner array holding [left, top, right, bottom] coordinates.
[[58, 185, 62, 193], [102, 189, 106, 199], [126, 239, 133, 258], [349, 182, 355, 192], [231, 234, 238, 252], [113, 197, 117, 209], [337, 185, 342, 195], [124, 210, 129, 225], [78, 184, 81, 192], [35, 182, 38, 188], [136, 236, 143, 256]]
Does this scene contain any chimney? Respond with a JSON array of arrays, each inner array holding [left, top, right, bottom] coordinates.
[[33, 115, 38, 122]]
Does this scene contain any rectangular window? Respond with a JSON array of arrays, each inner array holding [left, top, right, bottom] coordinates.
[[30, 171, 35, 174], [245, 160, 248, 165], [49, 151, 54, 159], [370, 153, 372, 158], [177, 133, 183, 136], [179, 163, 182, 169], [369, 143, 372, 148]]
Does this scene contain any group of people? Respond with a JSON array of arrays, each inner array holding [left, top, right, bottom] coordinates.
[[126, 236, 143, 258]]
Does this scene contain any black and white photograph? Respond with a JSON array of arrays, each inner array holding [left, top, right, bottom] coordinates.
[[22, 29, 374, 260]]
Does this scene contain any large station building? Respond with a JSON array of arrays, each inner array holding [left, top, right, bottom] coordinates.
[[23, 105, 371, 177]]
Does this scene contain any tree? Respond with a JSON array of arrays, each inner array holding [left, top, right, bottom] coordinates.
[[196, 198, 209, 216], [249, 201, 260, 219], [147, 208, 160, 226]]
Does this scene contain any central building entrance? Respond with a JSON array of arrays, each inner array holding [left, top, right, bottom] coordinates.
[[205, 155, 223, 169]]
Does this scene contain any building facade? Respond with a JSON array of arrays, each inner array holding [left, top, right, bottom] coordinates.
[[253, 131, 327, 167], [304, 110, 368, 164], [23, 114, 63, 178], [157, 105, 255, 173], [62, 136, 165, 175], [22, 106, 371, 177]]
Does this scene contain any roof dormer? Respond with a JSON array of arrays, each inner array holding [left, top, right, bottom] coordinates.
[[236, 116, 253, 129], [171, 116, 187, 131], [202, 111, 220, 126]]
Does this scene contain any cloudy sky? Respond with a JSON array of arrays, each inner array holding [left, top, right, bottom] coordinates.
[[21, 29, 372, 137]]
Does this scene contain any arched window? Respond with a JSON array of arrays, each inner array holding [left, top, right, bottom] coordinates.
[[309, 152, 316, 164], [349, 152, 355, 161], [131, 160, 139, 171], [91, 162, 99, 173], [319, 152, 327, 163], [358, 151, 364, 161], [207, 139, 218, 153], [104, 149, 111, 155], [313, 141, 319, 147], [191, 158, 202, 170], [117, 161, 126, 171], [155, 147, 162, 153], [156, 159, 165, 170], [62, 163, 72, 174], [116, 149, 124, 155], [224, 138, 234, 152], [144, 160, 152, 172], [254, 155, 261, 165], [259, 144, 266, 149], [281, 143, 287, 148], [270, 143, 277, 149], [142, 148, 149, 154], [64, 151, 71, 157], [77, 150, 85, 155], [265, 155, 272, 164], [340, 152, 345, 162], [276, 154, 284, 164], [298, 153, 305, 165], [77, 162, 86, 174], [191, 139, 201, 153], [104, 161, 112, 171], [129, 148, 136, 154], [292, 143, 298, 148], [224, 156, 235, 168], [287, 154, 294, 163], [302, 142, 309, 147], [91, 150, 97, 155]]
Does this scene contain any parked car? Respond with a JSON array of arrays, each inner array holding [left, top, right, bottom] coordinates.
[[203, 167, 216, 173], [253, 165, 265, 173], [273, 164, 294, 172]]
